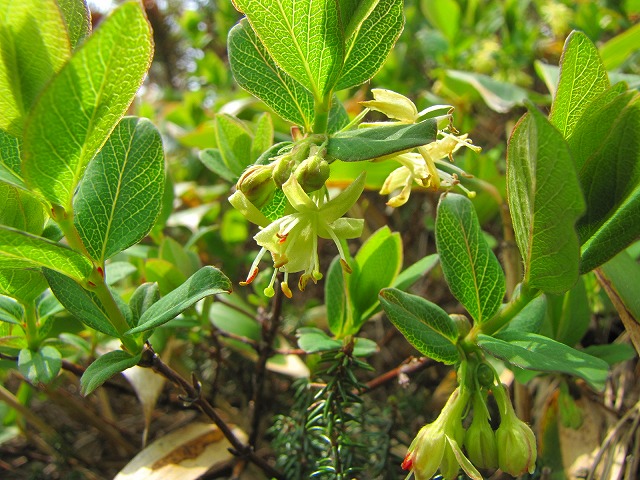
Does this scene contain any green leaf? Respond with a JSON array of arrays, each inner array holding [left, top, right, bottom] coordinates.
[[57, 0, 91, 49], [213, 114, 253, 178], [261, 187, 288, 221], [297, 327, 342, 353], [583, 344, 636, 366], [127, 266, 232, 334], [596, 249, 640, 354], [129, 282, 160, 323], [22, 2, 153, 208], [421, 0, 460, 42], [348, 226, 402, 332], [443, 70, 533, 114], [477, 331, 609, 391], [0, 296, 23, 325], [379, 288, 460, 364], [0, 226, 93, 284], [250, 113, 274, 161], [541, 277, 590, 346], [506, 107, 585, 294], [18, 346, 62, 384], [327, 119, 437, 162], [353, 337, 378, 357], [0, 129, 26, 189], [327, 98, 350, 134], [499, 293, 547, 335], [80, 349, 141, 396], [144, 258, 187, 296], [0, 0, 71, 136], [436, 194, 505, 324], [0, 183, 46, 234], [599, 23, 640, 70], [199, 149, 238, 183], [0, 269, 48, 304], [74, 117, 165, 264], [104, 261, 137, 285], [228, 19, 314, 129], [326, 256, 348, 337], [232, 0, 344, 99], [335, 0, 404, 91], [159, 236, 200, 278], [43, 268, 119, 337], [570, 90, 640, 272], [392, 254, 439, 291], [549, 31, 610, 139]]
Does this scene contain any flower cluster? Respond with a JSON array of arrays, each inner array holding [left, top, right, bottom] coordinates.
[[229, 171, 365, 298], [402, 374, 537, 480], [362, 88, 481, 207]]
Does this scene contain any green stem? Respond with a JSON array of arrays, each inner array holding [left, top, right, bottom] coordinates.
[[23, 302, 39, 351], [51, 204, 139, 353], [313, 94, 332, 134], [91, 280, 139, 353], [51, 204, 93, 261], [472, 283, 540, 338]]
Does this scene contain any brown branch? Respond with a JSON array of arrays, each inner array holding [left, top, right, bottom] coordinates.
[[139, 344, 284, 480], [361, 357, 433, 393]]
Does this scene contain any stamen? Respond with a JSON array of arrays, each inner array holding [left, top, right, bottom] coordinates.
[[273, 253, 288, 269], [281, 272, 293, 298], [263, 268, 278, 297], [241, 248, 268, 285], [298, 273, 310, 291], [325, 226, 352, 274]]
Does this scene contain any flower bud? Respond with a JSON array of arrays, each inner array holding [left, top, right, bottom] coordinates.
[[272, 154, 297, 188], [450, 313, 471, 338], [464, 393, 498, 469], [493, 385, 537, 476], [294, 153, 330, 193], [475, 362, 495, 388], [236, 164, 276, 209]]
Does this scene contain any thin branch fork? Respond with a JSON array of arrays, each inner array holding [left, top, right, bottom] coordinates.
[[139, 344, 285, 480]]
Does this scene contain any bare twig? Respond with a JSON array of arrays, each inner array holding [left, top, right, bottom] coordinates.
[[361, 357, 433, 393], [139, 344, 285, 480]]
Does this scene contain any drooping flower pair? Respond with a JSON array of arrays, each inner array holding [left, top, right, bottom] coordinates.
[[229, 173, 365, 298], [362, 89, 481, 207], [402, 381, 537, 480]]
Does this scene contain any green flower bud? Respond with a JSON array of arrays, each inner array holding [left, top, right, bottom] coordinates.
[[476, 362, 495, 388], [272, 154, 297, 188], [464, 392, 498, 469], [294, 153, 330, 193], [450, 313, 471, 338], [493, 384, 537, 476], [236, 164, 276, 208]]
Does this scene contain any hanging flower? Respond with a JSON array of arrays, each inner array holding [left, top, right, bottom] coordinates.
[[402, 387, 473, 480], [493, 384, 537, 476], [229, 173, 365, 297]]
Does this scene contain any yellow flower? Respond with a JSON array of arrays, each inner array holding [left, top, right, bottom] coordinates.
[[229, 173, 365, 297]]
